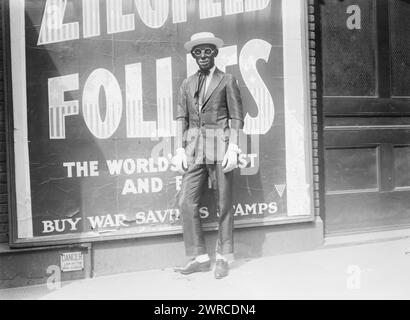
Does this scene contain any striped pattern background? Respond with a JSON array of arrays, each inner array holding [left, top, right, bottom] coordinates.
[[126, 100, 156, 138], [36, 0, 271, 45], [157, 57, 176, 137], [126, 63, 157, 138], [82, 69, 123, 139], [107, 0, 135, 34], [83, 102, 122, 139], [82, 0, 100, 38], [135, 0, 169, 28], [49, 103, 79, 139], [172, 0, 187, 23], [245, 0, 270, 12], [199, 0, 222, 19], [225, 0, 244, 15], [199, 0, 270, 18], [37, 0, 79, 45], [157, 97, 175, 137]]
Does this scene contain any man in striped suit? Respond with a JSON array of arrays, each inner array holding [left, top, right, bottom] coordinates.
[[173, 32, 244, 279]]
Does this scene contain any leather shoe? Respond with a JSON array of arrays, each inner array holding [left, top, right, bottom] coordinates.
[[214, 259, 229, 279], [174, 259, 211, 275]]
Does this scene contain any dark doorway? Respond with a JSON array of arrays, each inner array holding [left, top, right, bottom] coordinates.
[[321, 0, 410, 234]]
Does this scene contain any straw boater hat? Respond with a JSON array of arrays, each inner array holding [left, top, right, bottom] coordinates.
[[184, 32, 224, 52]]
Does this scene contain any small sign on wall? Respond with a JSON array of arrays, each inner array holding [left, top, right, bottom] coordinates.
[[60, 252, 84, 272]]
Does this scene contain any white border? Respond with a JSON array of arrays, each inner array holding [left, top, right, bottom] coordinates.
[[283, 0, 312, 216], [10, 0, 33, 238]]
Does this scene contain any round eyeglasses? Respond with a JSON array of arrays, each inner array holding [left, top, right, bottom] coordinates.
[[192, 47, 215, 57]]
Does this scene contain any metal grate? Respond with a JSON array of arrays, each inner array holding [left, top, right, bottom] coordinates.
[[389, 0, 410, 97], [321, 0, 377, 97]]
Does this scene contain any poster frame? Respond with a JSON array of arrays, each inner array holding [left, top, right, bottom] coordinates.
[[4, 0, 317, 248]]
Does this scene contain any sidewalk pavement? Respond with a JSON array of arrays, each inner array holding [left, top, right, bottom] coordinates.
[[1, 237, 410, 300]]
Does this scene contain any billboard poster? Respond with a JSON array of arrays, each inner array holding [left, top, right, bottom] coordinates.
[[9, 0, 314, 245]]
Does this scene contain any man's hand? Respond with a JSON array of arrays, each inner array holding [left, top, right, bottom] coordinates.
[[222, 144, 241, 173], [172, 148, 188, 174]]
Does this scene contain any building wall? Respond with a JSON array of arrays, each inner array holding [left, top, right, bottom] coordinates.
[[0, 2, 8, 244], [320, 0, 410, 234], [0, 0, 325, 289]]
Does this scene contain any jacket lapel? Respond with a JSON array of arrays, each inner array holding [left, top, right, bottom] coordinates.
[[188, 74, 198, 96], [188, 74, 199, 114], [202, 68, 224, 109]]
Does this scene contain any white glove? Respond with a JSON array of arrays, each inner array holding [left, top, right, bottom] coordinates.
[[172, 148, 188, 174], [222, 144, 241, 173]]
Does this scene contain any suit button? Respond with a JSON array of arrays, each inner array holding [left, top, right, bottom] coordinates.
[[201, 109, 205, 113]]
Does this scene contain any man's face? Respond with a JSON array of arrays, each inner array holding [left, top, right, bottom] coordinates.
[[191, 44, 218, 71]]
